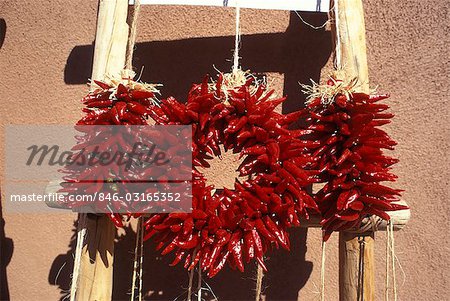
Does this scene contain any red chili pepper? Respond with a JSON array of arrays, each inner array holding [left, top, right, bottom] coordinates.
[[263, 216, 289, 249], [93, 80, 112, 90], [208, 250, 230, 277], [243, 231, 255, 262], [176, 234, 199, 250], [228, 232, 244, 272], [127, 101, 147, 115], [131, 89, 154, 99], [255, 218, 276, 241], [170, 250, 186, 266], [188, 249, 202, 270], [86, 99, 113, 108], [224, 116, 248, 134], [107, 213, 123, 227], [115, 101, 127, 118]]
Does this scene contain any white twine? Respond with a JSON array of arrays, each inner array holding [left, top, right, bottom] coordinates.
[[187, 268, 195, 301], [357, 236, 366, 301], [255, 264, 264, 301], [232, 4, 241, 73], [197, 265, 202, 301], [70, 213, 87, 301], [131, 218, 144, 301], [320, 240, 326, 301], [334, 1, 342, 70], [139, 218, 144, 301], [390, 222, 397, 301], [385, 221, 399, 301], [385, 223, 390, 301], [293, 11, 330, 30]]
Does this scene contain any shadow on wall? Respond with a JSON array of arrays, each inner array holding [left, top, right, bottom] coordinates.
[[1, 20, 12, 296], [64, 12, 331, 108], [0, 18, 6, 49], [48, 219, 77, 301], [1, 194, 14, 301], [54, 12, 332, 300], [111, 226, 312, 301]]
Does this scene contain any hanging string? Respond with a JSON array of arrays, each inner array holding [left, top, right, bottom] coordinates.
[[320, 240, 326, 301], [357, 236, 366, 301], [138, 218, 144, 301], [126, 0, 142, 71], [293, 10, 330, 30], [130, 219, 139, 301], [385, 221, 400, 301], [186, 247, 200, 301], [232, 4, 241, 73], [131, 218, 144, 301], [187, 268, 195, 301], [333, 1, 342, 70], [390, 221, 398, 301], [197, 265, 202, 301], [69, 213, 87, 301], [255, 264, 264, 301], [385, 223, 390, 301]]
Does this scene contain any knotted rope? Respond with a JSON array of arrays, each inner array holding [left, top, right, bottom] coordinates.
[[320, 240, 327, 301], [130, 218, 144, 301], [255, 264, 264, 301]]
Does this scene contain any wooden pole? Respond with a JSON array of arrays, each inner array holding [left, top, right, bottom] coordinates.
[[339, 232, 375, 301], [75, 1, 129, 300], [332, 1, 375, 300], [90, 0, 129, 82], [299, 203, 410, 232]]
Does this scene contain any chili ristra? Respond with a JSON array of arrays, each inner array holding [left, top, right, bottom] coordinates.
[[300, 78, 407, 240], [144, 73, 318, 277], [59, 74, 161, 222]]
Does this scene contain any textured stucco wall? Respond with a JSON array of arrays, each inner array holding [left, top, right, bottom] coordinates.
[[0, 0, 448, 300]]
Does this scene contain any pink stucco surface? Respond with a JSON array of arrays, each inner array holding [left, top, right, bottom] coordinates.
[[0, 0, 448, 300]]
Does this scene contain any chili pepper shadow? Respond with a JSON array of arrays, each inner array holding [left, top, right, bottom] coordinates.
[[48, 218, 77, 301], [49, 214, 123, 301], [112, 223, 258, 301], [0, 195, 14, 301], [111, 227, 313, 301], [49, 221, 204, 301], [263, 228, 313, 301]]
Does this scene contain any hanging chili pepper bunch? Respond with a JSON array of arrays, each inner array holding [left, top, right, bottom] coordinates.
[[59, 71, 161, 225], [77, 71, 160, 126], [144, 71, 319, 277], [300, 77, 407, 240]]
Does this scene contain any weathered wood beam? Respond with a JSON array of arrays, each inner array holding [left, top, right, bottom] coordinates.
[[75, 1, 129, 300], [332, 0, 374, 300]]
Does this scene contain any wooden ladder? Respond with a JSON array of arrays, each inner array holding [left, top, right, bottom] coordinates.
[[72, 1, 410, 300]]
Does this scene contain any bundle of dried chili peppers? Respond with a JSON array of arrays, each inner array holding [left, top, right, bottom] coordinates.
[[59, 73, 160, 226], [300, 78, 407, 240], [77, 75, 159, 126], [145, 73, 318, 277]]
